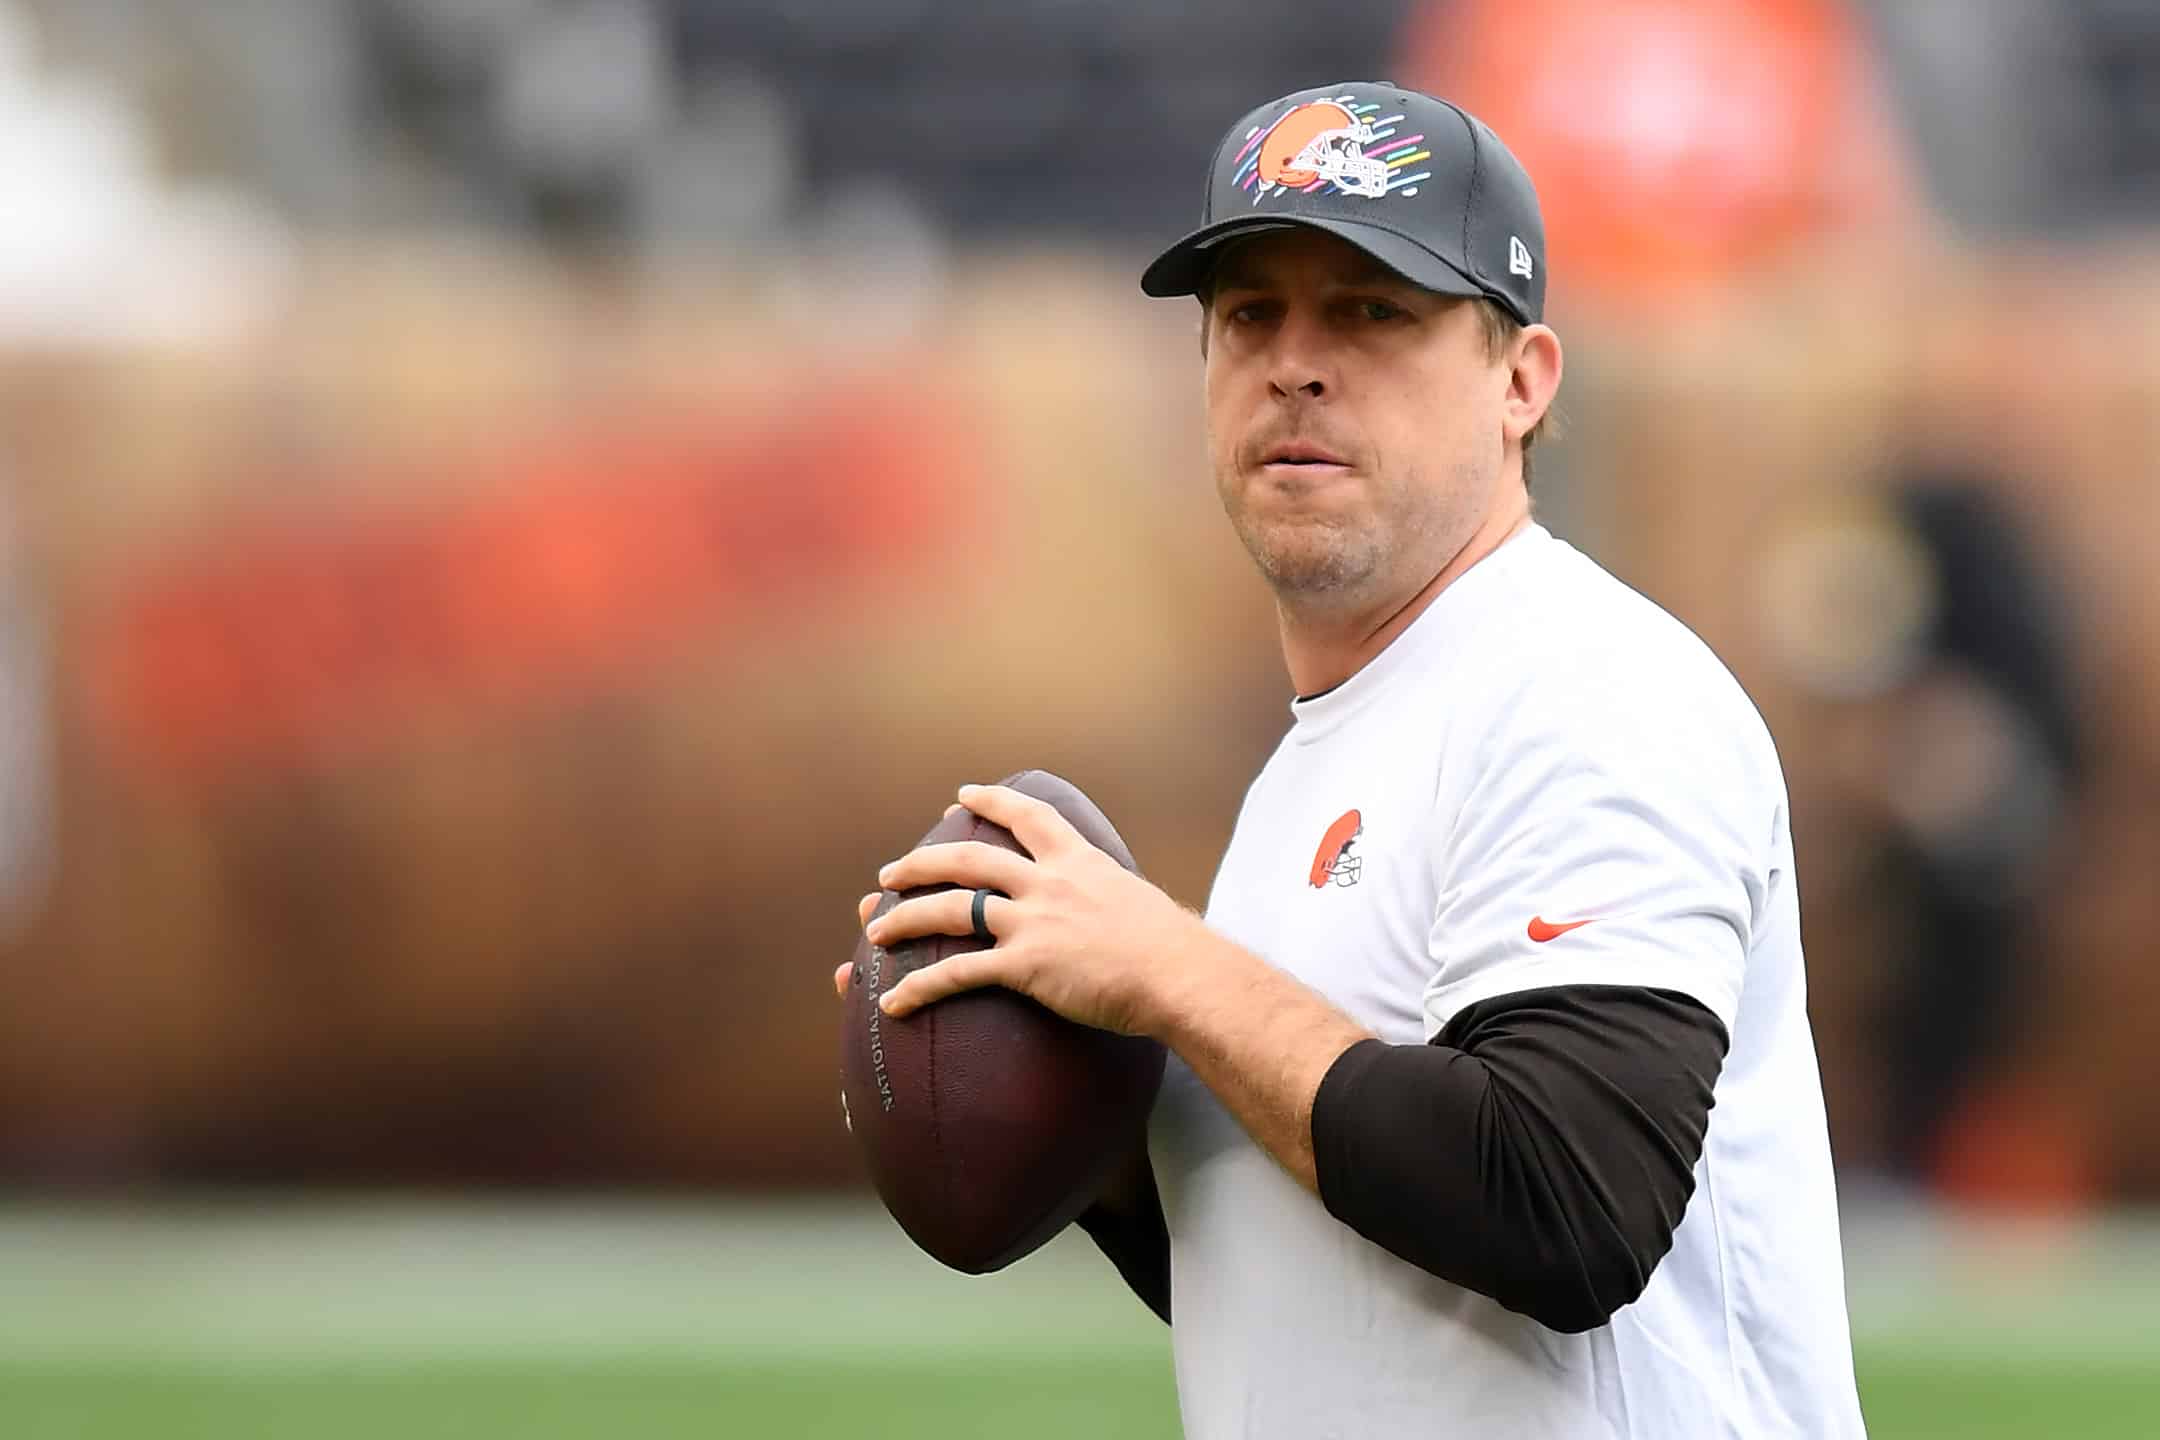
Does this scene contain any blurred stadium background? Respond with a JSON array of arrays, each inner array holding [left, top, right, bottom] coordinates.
[[3, 0, 2159, 1434]]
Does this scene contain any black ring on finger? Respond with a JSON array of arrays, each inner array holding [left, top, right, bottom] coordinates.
[[970, 887, 999, 945]]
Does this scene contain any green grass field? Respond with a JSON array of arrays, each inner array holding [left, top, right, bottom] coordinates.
[[7, 1354, 2160, 1440], [3, 1201, 2155, 1438]]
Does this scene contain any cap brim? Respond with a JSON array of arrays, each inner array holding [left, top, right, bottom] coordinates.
[[1140, 215, 1486, 305]]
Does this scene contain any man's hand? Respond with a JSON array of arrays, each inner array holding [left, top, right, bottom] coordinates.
[[857, 783, 1209, 1039], [832, 782, 1373, 1195], [830, 892, 881, 998]]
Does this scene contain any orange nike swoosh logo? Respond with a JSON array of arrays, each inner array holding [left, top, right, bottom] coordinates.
[[1527, 916, 1596, 943]]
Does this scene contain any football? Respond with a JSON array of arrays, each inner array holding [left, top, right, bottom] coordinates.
[[839, 770, 1166, 1274]]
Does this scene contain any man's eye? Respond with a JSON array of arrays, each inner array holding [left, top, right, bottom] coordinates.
[[1360, 300, 1403, 322]]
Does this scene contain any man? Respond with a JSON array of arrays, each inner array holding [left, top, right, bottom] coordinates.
[[836, 83, 1866, 1437]]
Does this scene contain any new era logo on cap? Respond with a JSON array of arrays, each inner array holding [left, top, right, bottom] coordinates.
[[1139, 82, 1547, 326]]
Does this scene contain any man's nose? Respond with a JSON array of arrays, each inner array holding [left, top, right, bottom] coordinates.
[[1266, 312, 1331, 400]]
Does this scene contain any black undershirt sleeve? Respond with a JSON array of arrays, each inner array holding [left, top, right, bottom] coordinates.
[[1311, 984, 1728, 1334], [1076, 1158, 1172, 1324]]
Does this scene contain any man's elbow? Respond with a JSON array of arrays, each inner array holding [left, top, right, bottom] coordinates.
[[1495, 1226, 1668, 1334]]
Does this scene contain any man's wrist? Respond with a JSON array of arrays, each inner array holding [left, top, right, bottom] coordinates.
[[1140, 910, 1244, 1048]]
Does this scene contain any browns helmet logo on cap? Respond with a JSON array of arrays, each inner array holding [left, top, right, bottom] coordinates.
[[1233, 92, 1434, 203], [1256, 102, 1390, 197]]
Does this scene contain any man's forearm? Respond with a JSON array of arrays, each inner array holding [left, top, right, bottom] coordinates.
[[1149, 926, 1372, 1191]]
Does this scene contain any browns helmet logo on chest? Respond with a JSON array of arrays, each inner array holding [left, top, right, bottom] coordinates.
[[1308, 808, 1365, 889]]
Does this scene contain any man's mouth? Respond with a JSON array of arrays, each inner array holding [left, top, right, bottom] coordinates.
[[1260, 442, 1351, 468]]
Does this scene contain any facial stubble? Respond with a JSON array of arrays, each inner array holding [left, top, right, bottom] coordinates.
[[1219, 460, 1465, 614]]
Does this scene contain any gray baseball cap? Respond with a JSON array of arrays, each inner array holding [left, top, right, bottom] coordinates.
[[1140, 82, 1546, 325]]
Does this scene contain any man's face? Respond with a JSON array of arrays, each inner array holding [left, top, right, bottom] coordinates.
[[1202, 228, 1514, 610]]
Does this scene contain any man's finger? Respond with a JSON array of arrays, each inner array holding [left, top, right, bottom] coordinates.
[[867, 888, 1011, 949], [880, 948, 1009, 1018], [832, 962, 852, 1000], [857, 892, 880, 927], [878, 841, 1033, 898], [957, 784, 1078, 860]]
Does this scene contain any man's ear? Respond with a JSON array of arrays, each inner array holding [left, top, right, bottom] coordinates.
[[1503, 324, 1563, 446]]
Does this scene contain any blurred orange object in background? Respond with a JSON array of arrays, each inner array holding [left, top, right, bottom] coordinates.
[[88, 382, 974, 783], [1403, 0, 1913, 312]]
